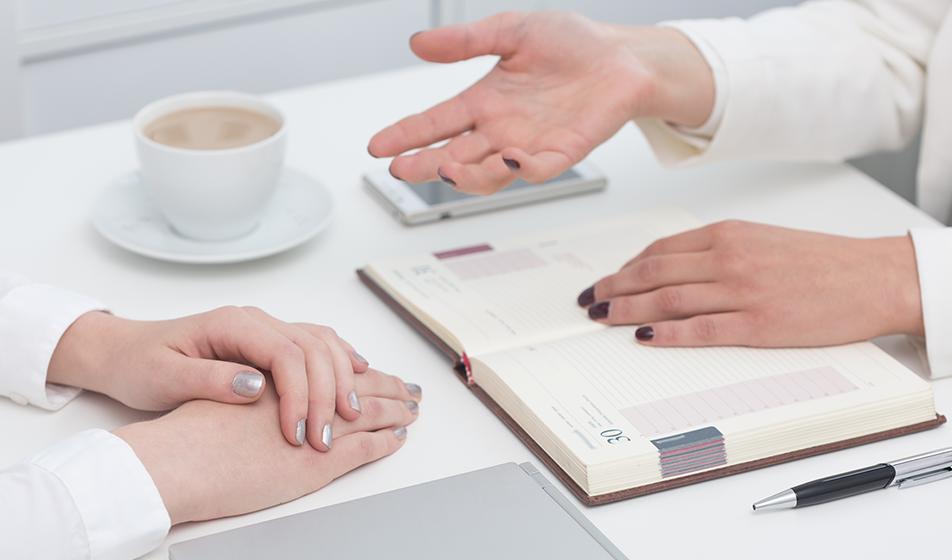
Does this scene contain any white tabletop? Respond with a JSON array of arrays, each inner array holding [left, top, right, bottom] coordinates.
[[1, 59, 949, 559]]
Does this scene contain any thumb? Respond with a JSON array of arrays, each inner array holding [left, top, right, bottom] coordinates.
[[410, 12, 525, 63], [171, 355, 267, 404]]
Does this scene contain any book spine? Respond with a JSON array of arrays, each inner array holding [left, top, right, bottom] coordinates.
[[461, 352, 474, 386]]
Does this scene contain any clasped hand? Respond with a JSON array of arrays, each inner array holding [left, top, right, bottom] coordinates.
[[47, 306, 422, 525], [48, 306, 394, 450]]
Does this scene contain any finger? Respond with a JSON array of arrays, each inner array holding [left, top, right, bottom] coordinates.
[[310, 326, 364, 422], [390, 132, 493, 183], [237, 309, 337, 450], [326, 428, 408, 480], [165, 354, 266, 406], [409, 12, 526, 63], [590, 252, 715, 302], [203, 307, 309, 447], [369, 94, 475, 158], [299, 338, 337, 451], [499, 147, 575, 184], [632, 312, 758, 347], [354, 369, 422, 402], [297, 324, 370, 374], [588, 284, 740, 326], [333, 397, 420, 437], [621, 226, 716, 269], [438, 153, 515, 195]]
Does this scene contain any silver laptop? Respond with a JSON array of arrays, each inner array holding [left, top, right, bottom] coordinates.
[[169, 462, 627, 559]]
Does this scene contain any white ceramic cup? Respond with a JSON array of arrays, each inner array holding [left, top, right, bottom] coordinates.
[[133, 91, 287, 241]]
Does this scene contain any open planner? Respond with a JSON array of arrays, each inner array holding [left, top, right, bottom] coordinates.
[[358, 208, 944, 505]]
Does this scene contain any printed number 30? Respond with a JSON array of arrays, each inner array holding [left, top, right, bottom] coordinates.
[[600, 428, 631, 444]]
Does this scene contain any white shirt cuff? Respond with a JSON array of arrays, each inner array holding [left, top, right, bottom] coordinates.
[[0, 284, 106, 410], [30, 429, 171, 560], [632, 21, 729, 164], [663, 22, 728, 142], [909, 228, 952, 378]]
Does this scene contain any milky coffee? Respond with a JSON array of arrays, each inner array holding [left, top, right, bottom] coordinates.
[[143, 106, 281, 150]]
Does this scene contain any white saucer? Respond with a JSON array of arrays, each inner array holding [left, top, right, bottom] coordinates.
[[93, 168, 333, 264]]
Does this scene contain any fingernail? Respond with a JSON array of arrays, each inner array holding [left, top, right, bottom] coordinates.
[[577, 286, 595, 307], [588, 301, 610, 320], [405, 383, 423, 398], [348, 390, 362, 413], [405, 400, 419, 414], [388, 167, 403, 182], [353, 351, 369, 366], [393, 426, 408, 440], [295, 419, 306, 446], [410, 31, 423, 41], [636, 326, 655, 341], [322, 423, 333, 449], [437, 169, 456, 186], [367, 145, 377, 158], [503, 158, 521, 171], [232, 371, 264, 398]]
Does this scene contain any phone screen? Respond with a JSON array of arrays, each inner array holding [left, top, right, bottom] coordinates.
[[406, 169, 581, 206]]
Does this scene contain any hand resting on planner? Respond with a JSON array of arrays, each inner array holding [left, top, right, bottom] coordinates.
[[577, 221, 925, 347], [114, 369, 421, 525], [47, 306, 376, 451]]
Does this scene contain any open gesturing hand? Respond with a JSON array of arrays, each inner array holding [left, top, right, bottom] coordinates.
[[368, 11, 713, 194]]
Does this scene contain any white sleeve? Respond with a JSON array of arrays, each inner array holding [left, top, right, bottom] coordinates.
[[0, 429, 171, 560], [0, 275, 106, 410], [636, 0, 949, 165], [909, 228, 952, 378]]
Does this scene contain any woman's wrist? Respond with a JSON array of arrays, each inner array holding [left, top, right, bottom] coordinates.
[[48, 311, 125, 393], [115, 419, 192, 525], [874, 235, 925, 337], [612, 25, 716, 127]]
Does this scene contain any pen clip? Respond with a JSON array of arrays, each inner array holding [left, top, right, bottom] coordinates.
[[896, 467, 952, 489]]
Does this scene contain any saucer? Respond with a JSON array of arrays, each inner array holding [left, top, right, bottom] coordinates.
[[93, 168, 333, 264]]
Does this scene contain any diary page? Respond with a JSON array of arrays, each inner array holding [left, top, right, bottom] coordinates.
[[473, 327, 935, 476], [365, 209, 700, 356]]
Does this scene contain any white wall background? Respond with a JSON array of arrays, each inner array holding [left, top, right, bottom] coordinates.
[[1, 0, 918, 200]]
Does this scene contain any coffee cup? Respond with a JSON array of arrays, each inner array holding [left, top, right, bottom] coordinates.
[[133, 91, 287, 241]]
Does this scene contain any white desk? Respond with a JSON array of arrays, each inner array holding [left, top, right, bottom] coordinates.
[[1, 59, 949, 559]]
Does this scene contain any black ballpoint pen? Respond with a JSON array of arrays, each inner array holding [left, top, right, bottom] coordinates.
[[752, 447, 952, 510]]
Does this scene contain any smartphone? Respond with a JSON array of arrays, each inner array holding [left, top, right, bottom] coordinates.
[[363, 162, 607, 225]]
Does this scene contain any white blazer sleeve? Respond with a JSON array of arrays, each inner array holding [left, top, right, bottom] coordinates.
[[637, 0, 950, 164], [0, 275, 105, 409], [0, 430, 171, 560], [909, 229, 952, 378]]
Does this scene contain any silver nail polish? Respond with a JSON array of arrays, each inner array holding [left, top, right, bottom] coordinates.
[[405, 400, 419, 414], [322, 423, 333, 449], [348, 391, 362, 413], [231, 371, 264, 398], [295, 419, 306, 446], [405, 383, 422, 398], [393, 426, 408, 440], [354, 351, 369, 366]]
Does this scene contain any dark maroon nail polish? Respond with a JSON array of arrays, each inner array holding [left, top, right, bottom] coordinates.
[[577, 286, 595, 307], [588, 301, 609, 320], [635, 326, 655, 341], [503, 158, 521, 171], [437, 170, 456, 186]]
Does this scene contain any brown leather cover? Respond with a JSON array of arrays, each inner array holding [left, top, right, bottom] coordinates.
[[358, 268, 947, 506]]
